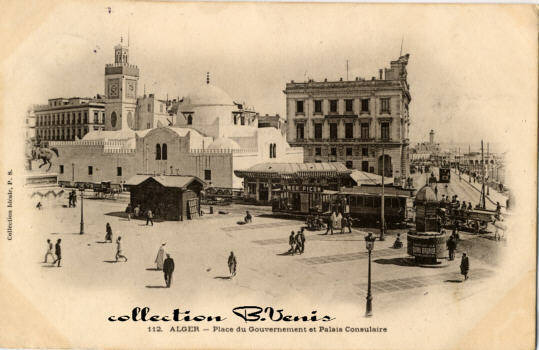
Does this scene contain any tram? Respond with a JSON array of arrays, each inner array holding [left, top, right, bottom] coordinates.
[[438, 167, 451, 183], [272, 185, 410, 226]]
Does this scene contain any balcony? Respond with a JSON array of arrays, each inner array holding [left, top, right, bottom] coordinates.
[[324, 114, 358, 119]]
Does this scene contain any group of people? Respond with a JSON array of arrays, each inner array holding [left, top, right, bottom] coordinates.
[[43, 238, 62, 267], [288, 229, 306, 255], [104, 222, 127, 262], [324, 211, 352, 235], [124, 204, 154, 225]]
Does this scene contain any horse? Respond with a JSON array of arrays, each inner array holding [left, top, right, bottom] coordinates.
[[33, 147, 59, 171]]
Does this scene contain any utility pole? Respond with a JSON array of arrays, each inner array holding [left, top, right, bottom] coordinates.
[[480, 140, 486, 209], [380, 145, 385, 241], [486, 142, 490, 195], [346, 60, 349, 81]]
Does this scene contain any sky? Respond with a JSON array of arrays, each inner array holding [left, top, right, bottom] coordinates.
[[3, 2, 536, 151]]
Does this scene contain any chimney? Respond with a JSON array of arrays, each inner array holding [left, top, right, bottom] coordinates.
[[379, 69, 383, 80]]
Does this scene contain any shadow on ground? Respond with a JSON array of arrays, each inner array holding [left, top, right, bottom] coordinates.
[[374, 257, 415, 267]]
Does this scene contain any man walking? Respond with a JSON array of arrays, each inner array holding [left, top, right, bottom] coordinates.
[[146, 209, 154, 226], [298, 229, 306, 254], [288, 231, 296, 254], [228, 251, 237, 277], [44, 239, 54, 263], [52, 239, 62, 267], [447, 235, 456, 261], [163, 254, 175, 288], [460, 252, 469, 281], [115, 236, 128, 262], [324, 215, 334, 235]]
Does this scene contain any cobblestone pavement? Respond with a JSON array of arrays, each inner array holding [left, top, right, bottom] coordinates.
[[221, 220, 300, 231], [356, 267, 494, 295], [252, 230, 366, 245], [300, 247, 404, 265]]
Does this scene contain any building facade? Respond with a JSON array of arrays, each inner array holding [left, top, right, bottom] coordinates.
[[284, 54, 411, 185], [50, 42, 303, 190], [34, 97, 106, 142]]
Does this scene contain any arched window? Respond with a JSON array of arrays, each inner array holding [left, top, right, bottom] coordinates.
[[269, 144, 273, 158], [156, 144, 161, 160], [273, 143, 277, 158], [187, 115, 193, 125], [162, 143, 168, 160]]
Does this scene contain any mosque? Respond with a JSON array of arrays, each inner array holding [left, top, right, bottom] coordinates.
[[51, 41, 303, 193]]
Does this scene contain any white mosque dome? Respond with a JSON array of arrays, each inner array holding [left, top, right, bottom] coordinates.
[[182, 83, 234, 107], [207, 137, 241, 150]]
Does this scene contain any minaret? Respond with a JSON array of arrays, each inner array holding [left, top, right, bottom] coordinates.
[[429, 129, 434, 145], [104, 37, 139, 131]]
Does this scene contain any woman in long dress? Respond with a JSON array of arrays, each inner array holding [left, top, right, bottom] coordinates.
[[155, 243, 166, 270]]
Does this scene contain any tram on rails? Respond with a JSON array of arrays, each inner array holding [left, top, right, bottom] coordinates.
[[438, 167, 451, 183], [272, 185, 410, 227]]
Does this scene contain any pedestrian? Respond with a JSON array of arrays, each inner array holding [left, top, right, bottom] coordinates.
[[325, 215, 334, 235], [134, 204, 141, 217], [467, 202, 472, 210], [244, 211, 252, 223], [447, 235, 456, 261], [126, 203, 132, 221], [146, 209, 154, 226], [52, 239, 62, 267], [72, 190, 77, 207], [335, 212, 343, 234], [44, 239, 54, 263], [68, 191, 73, 207], [155, 243, 166, 270], [460, 252, 469, 280], [163, 254, 175, 287], [115, 236, 127, 262], [228, 251, 237, 277], [298, 229, 306, 254], [288, 231, 296, 254], [294, 231, 302, 254], [434, 185, 438, 198], [392, 233, 403, 249], [105, 222, 113, 243], [345, 214, 352, 233]]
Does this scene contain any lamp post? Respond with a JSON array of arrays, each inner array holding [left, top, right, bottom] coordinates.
[[79, 186, 84, 235], [365, 232, 375, 317]]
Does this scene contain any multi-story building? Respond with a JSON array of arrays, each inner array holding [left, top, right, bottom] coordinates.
[[284, 54, 411, 184], [34, 97, 106, 142]]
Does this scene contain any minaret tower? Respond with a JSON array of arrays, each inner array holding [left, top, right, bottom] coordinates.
[[104, 37, 139, 131], [429, 129, 435, 145]]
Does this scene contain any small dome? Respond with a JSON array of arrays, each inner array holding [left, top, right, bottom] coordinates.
[[416, 185, 437, 202], [182, 83, 234, 107], [207, 137, 241, 150]]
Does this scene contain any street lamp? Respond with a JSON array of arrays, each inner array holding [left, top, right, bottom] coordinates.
[[79, 186, 84, 235], [365, 232, 376, 317]]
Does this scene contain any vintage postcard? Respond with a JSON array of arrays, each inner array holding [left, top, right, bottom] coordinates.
[[0, 1, 536, 349]]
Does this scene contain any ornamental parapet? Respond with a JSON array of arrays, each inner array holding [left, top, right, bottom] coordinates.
[[189, 148, 258, 154]]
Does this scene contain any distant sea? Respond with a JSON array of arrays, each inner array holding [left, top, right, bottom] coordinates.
[[411, 141, 506, 154]]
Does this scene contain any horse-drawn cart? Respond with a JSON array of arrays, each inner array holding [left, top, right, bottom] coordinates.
[[93, 181, 122, 199], [439, 205, 495, 233]]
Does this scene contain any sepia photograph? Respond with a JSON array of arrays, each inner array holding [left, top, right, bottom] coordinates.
[[0, 1, 536, 349]]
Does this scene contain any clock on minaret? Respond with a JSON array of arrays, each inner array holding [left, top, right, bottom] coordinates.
[[108, 79, 120, 99]]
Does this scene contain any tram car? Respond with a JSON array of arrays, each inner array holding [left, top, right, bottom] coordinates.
[[438, 167, 451, 183], [339, 187, 409, 226]]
